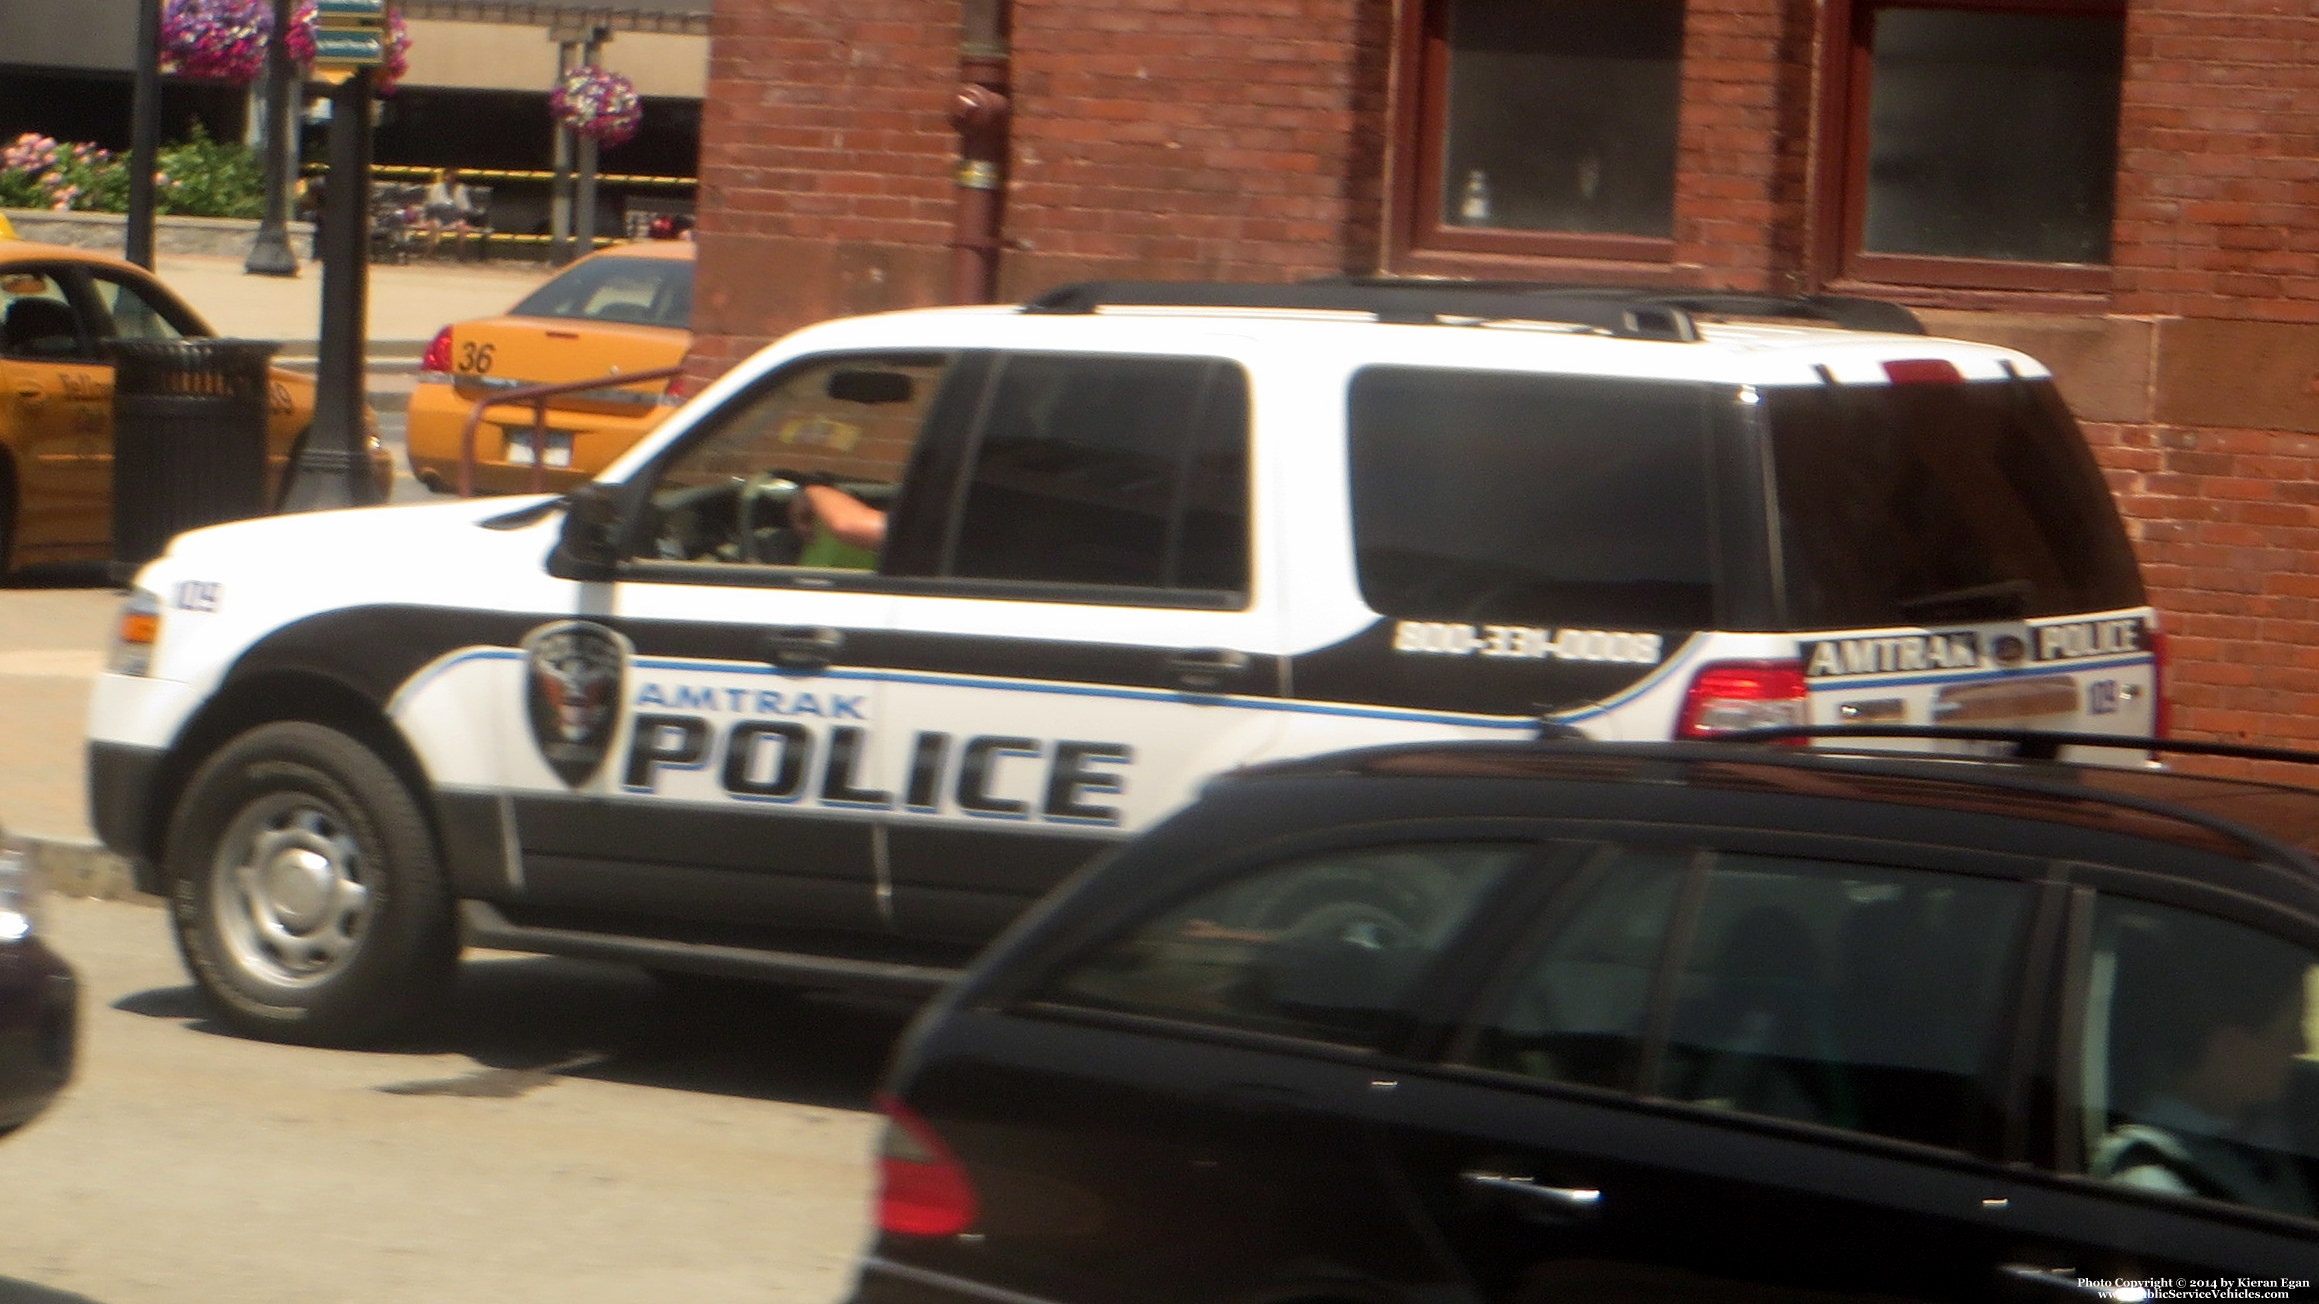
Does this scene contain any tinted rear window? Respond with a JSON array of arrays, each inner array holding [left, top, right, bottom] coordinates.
[[1349, 368, 1715, 629], [510, 256, 692, 328], [1765, 377, 2143, 627]]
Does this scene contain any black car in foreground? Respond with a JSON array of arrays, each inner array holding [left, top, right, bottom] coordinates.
[[0, 833, 74, 1138], [848, 733, 2319, 1304]]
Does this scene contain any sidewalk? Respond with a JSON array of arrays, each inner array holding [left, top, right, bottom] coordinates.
[[2, 254, 556, 897]]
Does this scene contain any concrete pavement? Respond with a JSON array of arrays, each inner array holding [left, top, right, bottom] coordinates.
[[3, 252, 557, 896]]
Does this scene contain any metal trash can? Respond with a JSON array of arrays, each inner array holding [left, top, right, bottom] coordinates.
[[107, 338, 279, 572]]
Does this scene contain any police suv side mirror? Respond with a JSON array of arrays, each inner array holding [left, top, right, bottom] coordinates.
[[549, 483, 621, 581]]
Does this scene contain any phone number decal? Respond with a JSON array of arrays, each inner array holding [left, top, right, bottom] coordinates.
[[1393, 621, 1663, 664]]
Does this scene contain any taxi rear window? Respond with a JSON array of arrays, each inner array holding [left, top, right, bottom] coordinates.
[[1348, 367, 1716, 629], [1763, 376, 2144, 627], [510, 256, 692, 328]]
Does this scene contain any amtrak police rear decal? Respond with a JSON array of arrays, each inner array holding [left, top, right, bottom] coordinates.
[[523, 621, 631, 787]]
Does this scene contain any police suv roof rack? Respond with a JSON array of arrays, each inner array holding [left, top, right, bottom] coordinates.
[[1315, 277, 1927, 336], [1020, 280, 1704, 342]]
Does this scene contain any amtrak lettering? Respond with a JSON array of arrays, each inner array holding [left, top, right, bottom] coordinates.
[[1803, 632, 1981, 679], [621, 712, 1133, 826], [2033, 617, 2146, 662]]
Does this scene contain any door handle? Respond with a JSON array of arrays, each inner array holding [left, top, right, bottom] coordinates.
[[1459, 1169, 1604, 1218], [14, 385, 43, 404], [764, 626, 843, 670], [1998, 1265, 2151, 1301], [1167, 648, 1250, 693]]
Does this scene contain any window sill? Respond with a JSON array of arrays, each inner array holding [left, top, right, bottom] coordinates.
[[1820, 277, 2116, 318]]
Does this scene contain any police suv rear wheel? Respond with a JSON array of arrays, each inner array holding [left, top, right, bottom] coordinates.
[[167, 722, 459, 1046]]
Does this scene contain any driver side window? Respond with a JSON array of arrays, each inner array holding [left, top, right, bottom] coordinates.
[[631, 352, 955, 570]]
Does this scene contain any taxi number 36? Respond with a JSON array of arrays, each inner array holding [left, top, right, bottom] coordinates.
[[1394, 620, 1663, 665], [458, 341, 495, 374]]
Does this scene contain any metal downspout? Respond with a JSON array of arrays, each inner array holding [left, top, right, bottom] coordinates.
[[949, 0, 1013, 304]]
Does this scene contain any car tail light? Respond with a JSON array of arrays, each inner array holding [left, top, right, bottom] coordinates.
[[874, 1092, 978, 1236], [1676, 659, 1808, 740], [663, 371, 687, 403], [1881, 358, 1962, 385], [419, 327, 453, 373]]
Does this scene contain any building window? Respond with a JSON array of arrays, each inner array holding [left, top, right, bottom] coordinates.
[[1395, 0, 1684, 263], [1828, 0, 2125, 293]]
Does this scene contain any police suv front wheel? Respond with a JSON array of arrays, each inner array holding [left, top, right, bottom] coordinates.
[[166, 722, 459, 1046]]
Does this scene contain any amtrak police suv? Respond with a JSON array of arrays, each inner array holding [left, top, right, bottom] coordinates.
[[84, 280, 2163, 1044]]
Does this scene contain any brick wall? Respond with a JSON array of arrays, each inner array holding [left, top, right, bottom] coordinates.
[[2087, 0, 2319, 749], [688, 0, 2319, 750], [687, 0, 960, 383]]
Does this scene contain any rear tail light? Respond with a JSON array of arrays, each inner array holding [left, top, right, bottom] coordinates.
[[419, 326, 453, 373], [874, 1093, 978, 1236], [1676, 659, 1808, 740], [663, 371, 687, 403]]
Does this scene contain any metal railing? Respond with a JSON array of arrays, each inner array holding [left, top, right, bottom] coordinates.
[[456, 366, 683, 497]]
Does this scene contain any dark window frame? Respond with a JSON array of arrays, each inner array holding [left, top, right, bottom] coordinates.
[[1814, 0, 2126, 296], [1387, 0, 1681, 269]]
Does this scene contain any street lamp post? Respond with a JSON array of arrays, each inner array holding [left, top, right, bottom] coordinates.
[[125, 0, 164, 270], [244, 0, 300, 277], [278, 67, 382, 512]]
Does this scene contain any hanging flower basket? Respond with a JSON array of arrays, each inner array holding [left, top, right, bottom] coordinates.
[[283, 1, 413, 95], [551, 65, 644, 148], [159, 0, 272, 85]]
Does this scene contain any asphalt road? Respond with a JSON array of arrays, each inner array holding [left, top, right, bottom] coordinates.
[[0, 896, 907, 1304]]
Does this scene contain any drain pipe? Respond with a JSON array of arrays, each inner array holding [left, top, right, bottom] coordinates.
[[949, 0, 1012, 304]]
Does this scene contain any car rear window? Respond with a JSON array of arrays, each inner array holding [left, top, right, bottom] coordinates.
[[1348, 367, 1716, 629], [510, 255, 692, 328], [1764, 376, 2144, 627]]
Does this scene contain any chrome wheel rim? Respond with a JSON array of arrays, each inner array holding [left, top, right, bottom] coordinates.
[[209, 793, 374, 986]]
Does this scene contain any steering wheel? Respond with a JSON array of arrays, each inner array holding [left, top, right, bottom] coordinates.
[[735, 470, 797, 564]]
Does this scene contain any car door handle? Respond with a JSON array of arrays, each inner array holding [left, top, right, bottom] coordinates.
[[764, 626, 843, 670], [1998, 1265, 2151, 1301], [1167, 648, 1250, 693], [14, 384, 43, 404], [1459, 1169, 1604, 1217]]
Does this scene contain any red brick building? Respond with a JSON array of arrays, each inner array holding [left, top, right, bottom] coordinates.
[[687, 0, 2319, 750]]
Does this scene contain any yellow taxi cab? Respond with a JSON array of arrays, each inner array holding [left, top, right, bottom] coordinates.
[[403, 239, 693, 495], [0, 239, 389, 577]]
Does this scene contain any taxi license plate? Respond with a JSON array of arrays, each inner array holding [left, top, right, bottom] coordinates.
[[503, 429, 574, 467]]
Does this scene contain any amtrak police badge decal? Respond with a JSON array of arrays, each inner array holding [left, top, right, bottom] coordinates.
[[523, 621, 630, 788]]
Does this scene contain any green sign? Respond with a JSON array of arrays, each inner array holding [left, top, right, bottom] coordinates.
[[313, 0, 389, 19], [310, 28, 386, 64]]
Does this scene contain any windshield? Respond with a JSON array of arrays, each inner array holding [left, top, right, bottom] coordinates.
[[1764, 376, 2144, 626], [509, 255, 692, 329]]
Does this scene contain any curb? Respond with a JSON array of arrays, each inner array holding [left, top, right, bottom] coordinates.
[[24, 835, 152, 906]]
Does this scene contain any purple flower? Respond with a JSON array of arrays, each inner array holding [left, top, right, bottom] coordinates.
[[551, 65, 643, 146]]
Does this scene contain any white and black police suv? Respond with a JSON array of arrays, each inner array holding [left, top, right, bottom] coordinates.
[[85, 280, 2162, 1044]]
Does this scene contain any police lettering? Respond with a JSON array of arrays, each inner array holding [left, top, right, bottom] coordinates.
[[621, 713, 1132, 826], [1804, 632, 1981, 678], [2034, 618, 2145, 662]]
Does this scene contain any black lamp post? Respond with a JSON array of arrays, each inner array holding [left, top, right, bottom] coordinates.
[[244, 0, 300, 277], [278, 67, 381, 512], [125, 0, 164, 270]]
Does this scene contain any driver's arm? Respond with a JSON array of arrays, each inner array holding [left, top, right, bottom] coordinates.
[[794, 482, 888, 550]]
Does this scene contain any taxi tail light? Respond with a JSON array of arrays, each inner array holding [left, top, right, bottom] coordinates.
[[2149, 628, 2170, 740], [874, 1093, 979, 1236], [1676, 659, 1808, 741], [419, 327, 453, 373], [663, 371, 687, 402]]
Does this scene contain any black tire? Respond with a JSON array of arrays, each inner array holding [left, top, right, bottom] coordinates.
[[165, 721, 460, 1045]]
